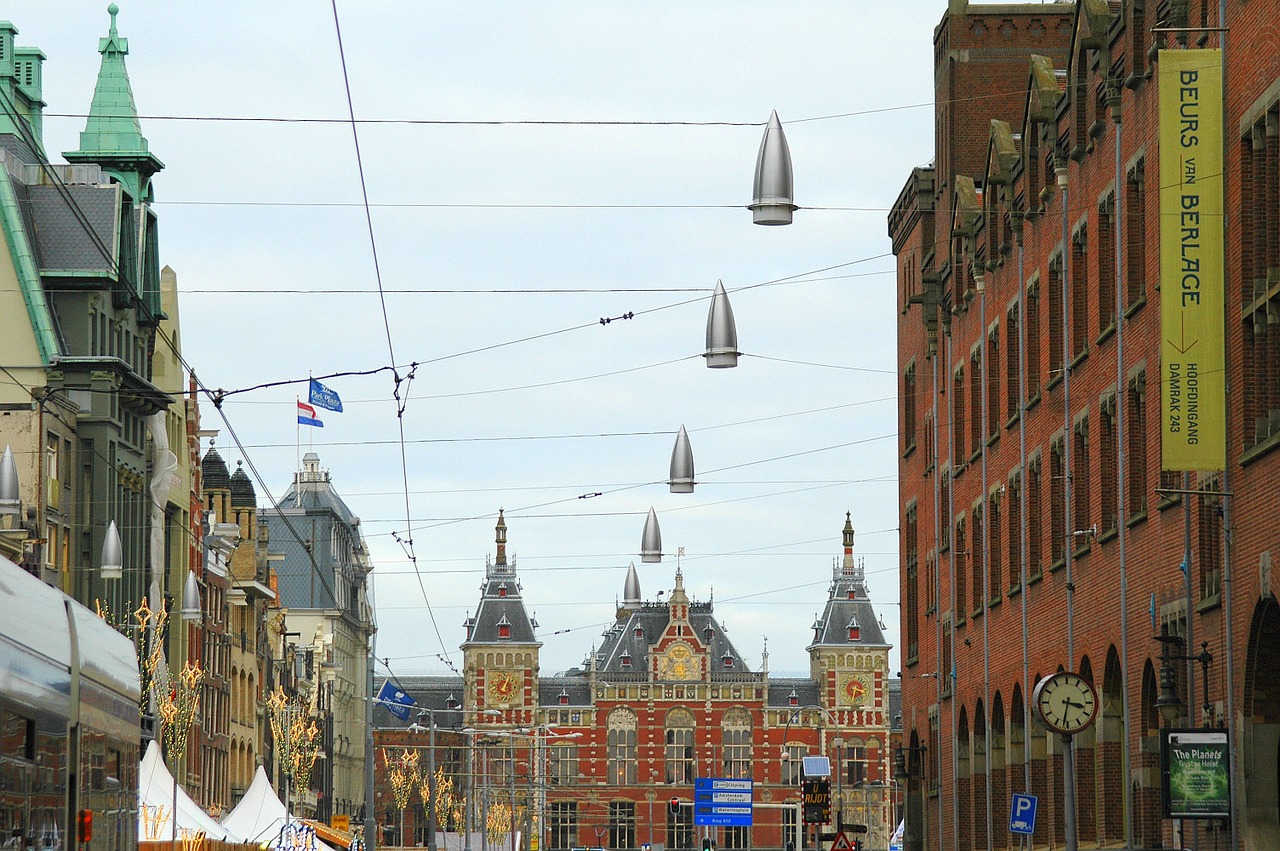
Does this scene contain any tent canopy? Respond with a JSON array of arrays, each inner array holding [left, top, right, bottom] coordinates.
[[221, 766, 337, 851], [138, 740, 241, 842]]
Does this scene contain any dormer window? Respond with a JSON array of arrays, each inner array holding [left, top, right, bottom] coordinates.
[[788, 690, 799, 707], [498, 582, 508, 598], [446, 694, 460, 710], [703, 625, 714, 643], [559, 689, 570, 706], [621, 652, 632, 668], [847, 617, 861, 641], [498, 613, 512, 640], [847, 589, 856, 600], [722, 653, 734, 668], [633, 626, 644, 639]]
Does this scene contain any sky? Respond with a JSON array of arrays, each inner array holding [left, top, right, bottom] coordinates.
[[17, 1, 946, 680]]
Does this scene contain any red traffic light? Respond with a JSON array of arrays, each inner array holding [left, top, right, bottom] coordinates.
[[668, 797, 680, 814], [77, 809, 93, 843]]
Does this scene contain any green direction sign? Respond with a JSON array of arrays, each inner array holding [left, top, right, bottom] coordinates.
[[1163, 729, 1230, 819]]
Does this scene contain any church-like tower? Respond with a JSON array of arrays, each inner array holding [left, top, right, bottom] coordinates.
[[461, 511, 541, 726]]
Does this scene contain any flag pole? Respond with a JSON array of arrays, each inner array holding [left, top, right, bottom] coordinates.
[[295, 395, 302, 508]]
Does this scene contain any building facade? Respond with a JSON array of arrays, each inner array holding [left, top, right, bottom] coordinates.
[[262, 452, 376, 823], [891, 2, 1280, 850], [377, 513, 896, 851]]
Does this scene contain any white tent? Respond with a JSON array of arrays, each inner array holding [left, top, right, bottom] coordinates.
[[138, 740, 241, 842], [221, 766, 337, 851]]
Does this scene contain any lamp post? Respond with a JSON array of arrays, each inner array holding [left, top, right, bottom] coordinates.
[[1154, 630, 1215, 728], [781, 705, 842, 851]]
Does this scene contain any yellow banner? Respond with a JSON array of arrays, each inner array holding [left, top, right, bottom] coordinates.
[[1159, 49, 1224, 471]]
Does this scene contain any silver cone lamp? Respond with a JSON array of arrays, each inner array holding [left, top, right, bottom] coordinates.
[[100, 520, 123, 580], [704, 280, 740, 368], [0, 445, 19, 517], [668, 425, 695, 493], [640, 507, 663, 564], [749, 110, 796, 225], [181, 570, 202, 621]]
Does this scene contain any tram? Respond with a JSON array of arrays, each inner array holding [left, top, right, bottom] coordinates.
[[0, 552, 141, 851]]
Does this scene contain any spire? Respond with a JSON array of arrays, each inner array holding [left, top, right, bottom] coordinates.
[[842, 511, 856, 576], [64, 4, 163, 193], [495, 509, 508, 566]]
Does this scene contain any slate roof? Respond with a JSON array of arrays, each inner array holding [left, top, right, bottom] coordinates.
[[594, 598, 750, 676], [201, 447, 231, 491], [25, 184, 117, 273], [229, 462, 255, 508]]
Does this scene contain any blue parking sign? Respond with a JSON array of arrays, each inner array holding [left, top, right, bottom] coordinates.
[[1009, 793, 1037, 835]]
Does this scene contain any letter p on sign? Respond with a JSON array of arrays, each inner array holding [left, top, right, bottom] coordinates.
[[1009, 793, 1037, 835]]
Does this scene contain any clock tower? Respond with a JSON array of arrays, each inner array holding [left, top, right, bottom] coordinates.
[[807, 514, 891, 718], [461, 511, 542, 726]]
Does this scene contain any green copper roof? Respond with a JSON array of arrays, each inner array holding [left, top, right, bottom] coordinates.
[[64, 4, 163, 179]]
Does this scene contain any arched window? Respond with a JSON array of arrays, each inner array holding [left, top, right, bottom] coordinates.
[[665, 708, 695, 783], [722, 708, 752, 778], [607, 709, 638, 784]]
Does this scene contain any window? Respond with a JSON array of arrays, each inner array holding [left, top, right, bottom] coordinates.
[[1073, 416, 1091, 549], [970, 503, 984, 614], [926, 549, 939, 615], [1127, 372, 1148, 516], [1029, 455, 1042, 577], [784, 744, 805, 785], [608, 802, 635, 850], [722, 708, 752, 778], [1100, 396, 1119, 534], [1050, 439, 1066, 565], [1198, 477, 1223, 600], [939, 468, 952, 551], [1125, 159, 1147, 309], [1006, 474, 1022, 592], [953, 365, 966, 461], [724, 826, 751, 850], [1026, 279, 1042, 398], [1241, 107, 1280, 450], [904, 362, 918, 455], [1047, 258, 1064, 381], [906, 503, 919, 660], [607, 709, 637, 784], [1098, 195, 1116, 333], [547, 744, 577, 785], [843, 739, 867, 786], [954, 516, 967, 623], [987, 325, 1001, 437], [1071, 225, 1089, 359], [667, 800, 694, 850], [665, 709, 695, 784], [970, 348, 983, 457], [548, 802, 577, 850], [1006, 303, 1021, 421], [988, 492, 1002, 604]]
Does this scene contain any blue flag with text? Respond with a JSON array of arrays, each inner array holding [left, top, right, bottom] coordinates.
[[376, 679, 417, 721], [309, 379, 344, 412]]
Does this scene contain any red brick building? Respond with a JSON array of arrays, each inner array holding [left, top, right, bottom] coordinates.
[[376, 513, 897, 851], [890, 2, 1280, 850]]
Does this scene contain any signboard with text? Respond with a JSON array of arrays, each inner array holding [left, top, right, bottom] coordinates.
[[1158, 48, 1225, 470], [801, 778, 831, 825], [1163, 729, 1231, 818], [694, 778, 753, 827]]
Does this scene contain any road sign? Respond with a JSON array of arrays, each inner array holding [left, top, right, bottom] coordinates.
[[694, 778, 754, 826], [330, 815, 350, 831], [829, 832, 853, 851], [1009, 793, 1038, 835], [802, 779, 831, 824]]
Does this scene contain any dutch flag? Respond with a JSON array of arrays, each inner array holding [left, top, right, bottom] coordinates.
[[297, 400, 324, 427]]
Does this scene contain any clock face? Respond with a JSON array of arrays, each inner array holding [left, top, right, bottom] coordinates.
[[840, 674, 870, 706], [487, 671, 518, 703], [1033, 672, 1097, 735]]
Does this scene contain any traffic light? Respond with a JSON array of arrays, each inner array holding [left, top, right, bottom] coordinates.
[[77, 810, 92, 844], [851, 841, 862, 851], [702, 838, 712, 851], [669, 797, 680, 815]]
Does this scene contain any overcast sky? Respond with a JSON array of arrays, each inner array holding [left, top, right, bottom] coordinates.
[[19, 1, 946, 680]]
